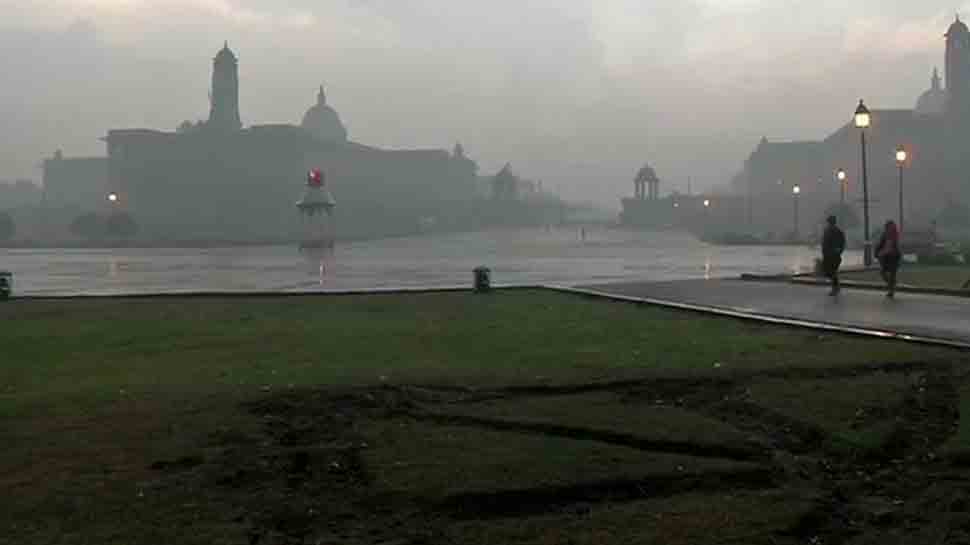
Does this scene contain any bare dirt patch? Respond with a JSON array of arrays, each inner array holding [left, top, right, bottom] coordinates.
[[5, 361, 970, 544]]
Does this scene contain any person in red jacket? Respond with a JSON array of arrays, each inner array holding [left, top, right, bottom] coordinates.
[[876, 220, 901, 298]]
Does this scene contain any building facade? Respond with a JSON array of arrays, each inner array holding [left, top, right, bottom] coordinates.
[[45, 44, 480, 241], [42, 151, 108, 209], [734, 17, 970, 236]]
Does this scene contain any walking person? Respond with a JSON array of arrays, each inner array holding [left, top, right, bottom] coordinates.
[[876, 220, 902, 298], [821, 215, 846, 296]]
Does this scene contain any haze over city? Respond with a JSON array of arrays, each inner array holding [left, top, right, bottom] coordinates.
[[3, 1, 966, 207], [14, 5, 970, 544]]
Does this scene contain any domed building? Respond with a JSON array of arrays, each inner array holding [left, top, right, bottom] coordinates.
[[39, 43, 488, 242], [915, 68, 945, 117], [301, 85, 348, 143], [730, 16, 970, 236]]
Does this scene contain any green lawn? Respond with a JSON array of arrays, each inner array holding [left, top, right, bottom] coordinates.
[[3, 290, 969, 544], [943, 384, 970, 461], [0, 290, 956, 418], [841, 266, 970, 289], [362, 419, 756, 499], [435, 392, 758, 449]]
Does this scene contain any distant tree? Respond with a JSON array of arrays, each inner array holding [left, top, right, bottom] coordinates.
[[0, 211, 14, 241], [106, 212, 138, 238], [823, 203, 860, 229], [70, 212, 105, 239]]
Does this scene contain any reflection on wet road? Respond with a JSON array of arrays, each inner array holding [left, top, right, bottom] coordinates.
[[1, 228, 859, 296]]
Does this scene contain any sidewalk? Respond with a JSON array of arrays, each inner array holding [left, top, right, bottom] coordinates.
[[578, 279, 970, 346]]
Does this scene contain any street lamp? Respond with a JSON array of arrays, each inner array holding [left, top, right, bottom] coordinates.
[[107, 192, 119, 204], [835, 169, 847, 205], [792, 184, 801, 239], [854, 99, 872, 266], [896, 145, 907, 234]]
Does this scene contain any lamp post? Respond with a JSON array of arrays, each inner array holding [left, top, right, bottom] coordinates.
[[835, 169, 847, 205], [895, 145, 907, 234], [107, 192, 119, 204], [854, 99, 872, 266], [792, 184, 801, 239]]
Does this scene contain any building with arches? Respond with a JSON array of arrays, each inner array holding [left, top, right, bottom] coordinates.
[[731, 16, 970, 235]]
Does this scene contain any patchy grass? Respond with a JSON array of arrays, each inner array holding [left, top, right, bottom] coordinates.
[[830, 420, 900, 452], [359, 418, 759, 500], [841, 266, 970, 289], [942, 384, 970, 460], [444, 489, 818, 545], [0, 291, 958, 419], [0, 395, 253, 545], [435, 392, 757, 449], [2, 291, 969, 544], [747, 372, 914, 434]]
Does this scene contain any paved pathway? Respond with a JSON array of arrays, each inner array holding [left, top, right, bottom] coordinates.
[[580, 279, 970, 346]]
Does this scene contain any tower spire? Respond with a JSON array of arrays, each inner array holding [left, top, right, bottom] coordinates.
[[317, 84, 326, 106], [208, 42, 242, 130]]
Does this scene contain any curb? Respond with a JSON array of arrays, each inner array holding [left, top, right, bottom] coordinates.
[[739, 273, 793, 282], [790, 277, 970, 298], [543, 285, 970, 350], [8, 283, 970, 350], [5, 284, 542, 301]]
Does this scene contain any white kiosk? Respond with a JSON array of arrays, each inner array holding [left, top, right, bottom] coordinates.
[[297, 169, 336, 281]]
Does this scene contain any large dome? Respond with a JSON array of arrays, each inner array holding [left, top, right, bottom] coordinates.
[[301, 86, 348, 143], [915, 68, 945, 117]]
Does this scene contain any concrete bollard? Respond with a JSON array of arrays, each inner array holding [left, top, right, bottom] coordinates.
[[473, 266, 491, 293], [0, 271, 11, 299]]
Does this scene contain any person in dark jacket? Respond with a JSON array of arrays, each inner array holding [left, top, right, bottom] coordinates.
[[821, 215, 846, 296], [876, 220, 901, 297]]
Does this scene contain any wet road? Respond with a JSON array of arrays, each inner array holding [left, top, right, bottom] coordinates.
[[1, 229, 854, 296], [582, 279, 970, 345]]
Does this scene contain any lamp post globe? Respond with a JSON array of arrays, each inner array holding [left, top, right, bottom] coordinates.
[[701, 199, 711, 232], [835, 168, 847, 205], [854, 100, 871, 129], [107, 192, 119, 203]]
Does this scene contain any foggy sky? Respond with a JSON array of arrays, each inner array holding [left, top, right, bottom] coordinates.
[[1, 1, 965, 208]]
